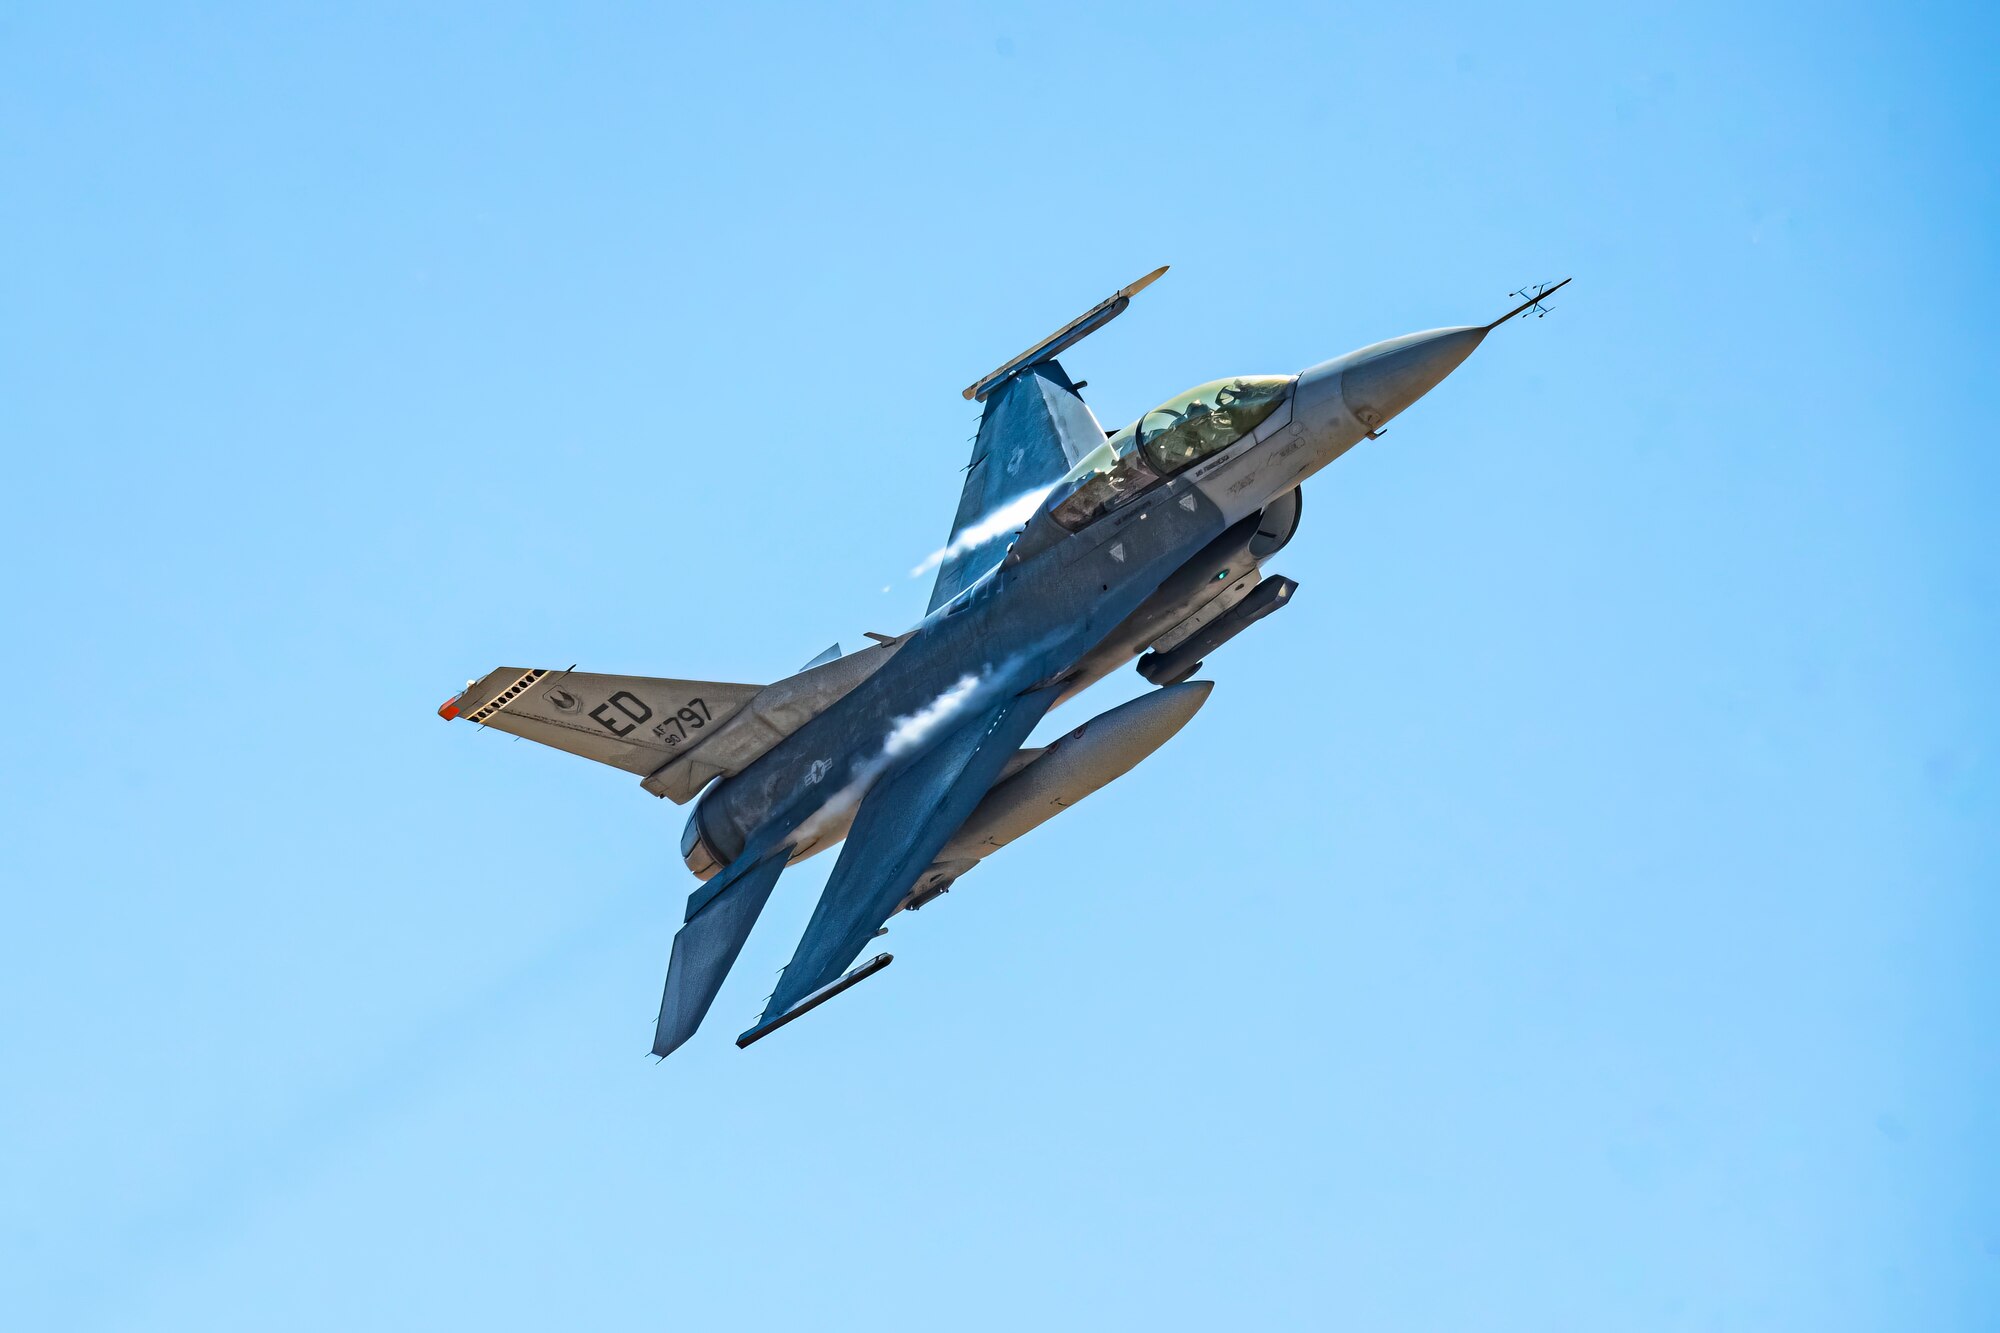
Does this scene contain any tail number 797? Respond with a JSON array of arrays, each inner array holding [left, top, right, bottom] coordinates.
[[586, 692, 711, 743]]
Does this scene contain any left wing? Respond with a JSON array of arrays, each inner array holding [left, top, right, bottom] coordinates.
[[927, 362, 1103, 613], [739, 683, 1062, 1044], [927, 267, 1168, 613]]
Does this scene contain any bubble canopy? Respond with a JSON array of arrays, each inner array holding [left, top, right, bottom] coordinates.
[[1138, 376, 1292, 473], [1046, 376, 1293, 533]]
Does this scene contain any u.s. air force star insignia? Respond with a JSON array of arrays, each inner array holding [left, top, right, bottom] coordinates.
[[806, 758, 832, 785]]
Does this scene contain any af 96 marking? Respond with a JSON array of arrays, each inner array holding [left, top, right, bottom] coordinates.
[[652, 698, 712, 746]]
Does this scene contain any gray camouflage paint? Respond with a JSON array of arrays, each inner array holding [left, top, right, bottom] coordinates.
[[444, 276, 1538, 1058]]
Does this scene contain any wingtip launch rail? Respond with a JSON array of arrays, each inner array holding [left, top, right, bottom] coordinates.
[[736, 953, 894, 1049], [962, 265, 1168, 402]]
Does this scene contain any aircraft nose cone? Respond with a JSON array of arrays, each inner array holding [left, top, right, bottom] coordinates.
[[1334, 326, 1486, 431]]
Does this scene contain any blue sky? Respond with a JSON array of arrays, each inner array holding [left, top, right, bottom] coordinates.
[[3, 2, 1994, 1328]]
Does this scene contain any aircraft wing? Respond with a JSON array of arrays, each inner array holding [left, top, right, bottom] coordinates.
[[927, 361, 1104, 612], [741, 682, 1063, 1041], [927, 267, 1167, 613]]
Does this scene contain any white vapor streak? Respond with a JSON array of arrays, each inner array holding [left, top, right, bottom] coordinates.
[[789, 671, 993, 848], [883, 674, 982, 757], [909, 485, 1056, 577]]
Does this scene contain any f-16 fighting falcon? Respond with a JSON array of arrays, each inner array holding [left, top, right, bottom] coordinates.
[[439, 268, 1569, 1057]]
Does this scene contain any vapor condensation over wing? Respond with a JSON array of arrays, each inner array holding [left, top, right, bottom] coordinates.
[[909, 485, 1057, 577], [884, 673, 982, 756], [791, 671, 990, 847]]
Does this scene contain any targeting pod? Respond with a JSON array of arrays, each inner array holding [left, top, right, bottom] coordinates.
[[1137, 577, 1299, 686]]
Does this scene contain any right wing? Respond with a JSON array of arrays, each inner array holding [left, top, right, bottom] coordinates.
[[651, 683, 1060, 1058], [742, 682, 1062, 1043]]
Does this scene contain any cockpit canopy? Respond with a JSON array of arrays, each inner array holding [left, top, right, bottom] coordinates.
[[1046, 375, 1292, 533], [1137, 376, 1292, 473]]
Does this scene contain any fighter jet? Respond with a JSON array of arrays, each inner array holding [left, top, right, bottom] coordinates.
[[439, 269, 1568, 1057]]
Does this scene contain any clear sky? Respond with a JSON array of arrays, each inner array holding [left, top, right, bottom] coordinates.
[[4, 3, 1994, 1329]]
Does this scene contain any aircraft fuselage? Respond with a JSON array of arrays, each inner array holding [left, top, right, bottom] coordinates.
[[685, 321, 1482, 878]]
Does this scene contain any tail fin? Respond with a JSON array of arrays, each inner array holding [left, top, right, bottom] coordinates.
[[439, 667, 763, 777]]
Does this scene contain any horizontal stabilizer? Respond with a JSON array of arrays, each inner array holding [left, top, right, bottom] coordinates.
[[653, 852, 788, 1058], [441, 668, 762, 776]]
